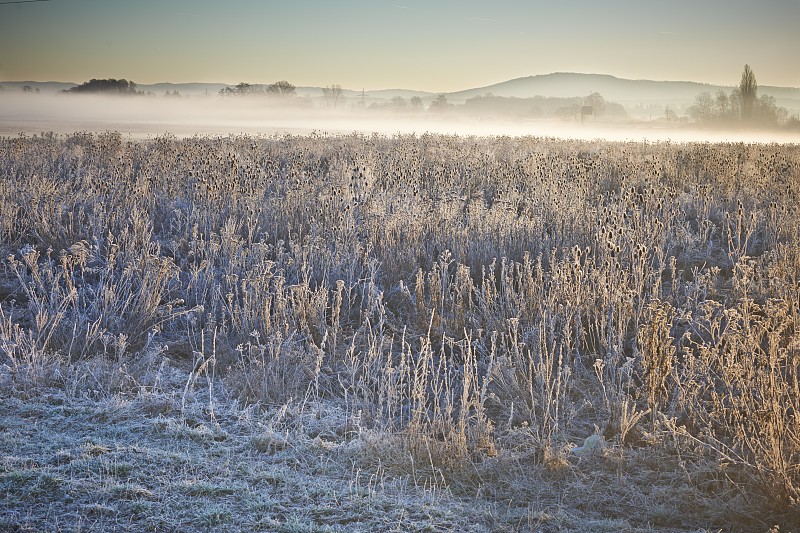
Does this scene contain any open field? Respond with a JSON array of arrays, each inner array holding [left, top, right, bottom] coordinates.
[[1, 132, 799, 531]]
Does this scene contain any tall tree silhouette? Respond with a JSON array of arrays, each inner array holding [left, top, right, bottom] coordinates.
[[739, 64, 757, 121]]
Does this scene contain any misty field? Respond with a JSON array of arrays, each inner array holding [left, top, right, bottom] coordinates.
[[1, 131, 799, 531]]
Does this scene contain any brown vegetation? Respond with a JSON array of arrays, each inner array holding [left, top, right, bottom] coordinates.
[[1, 131, 798, 530]]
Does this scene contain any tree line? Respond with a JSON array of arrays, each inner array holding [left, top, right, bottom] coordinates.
[[64, 78, 143, 95], [688, 65, 789, 125], [218, 81, 296, 98]]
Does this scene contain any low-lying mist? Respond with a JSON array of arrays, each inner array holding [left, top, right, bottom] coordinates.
[[2, 93, 799, 144]]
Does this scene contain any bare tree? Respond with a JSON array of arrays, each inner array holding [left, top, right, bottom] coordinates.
[[586, 92, 606, 116], [219, 82, 256, 97], [556, 104, 580, 122], [740, 64, 757, 122], [688, 92, 715, 122], [715, 90, 730, 119], [429, 94, 448, 112], [268, 80, 296, 97], [390, 96, 408, 112], [730, 88, 742, 120], [322, 84, 343, 107]]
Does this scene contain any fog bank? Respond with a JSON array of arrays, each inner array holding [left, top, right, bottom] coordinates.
[[2, 93, 799, 144]]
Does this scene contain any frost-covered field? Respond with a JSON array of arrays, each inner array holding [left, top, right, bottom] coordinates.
[[1, 132, 798, 531]]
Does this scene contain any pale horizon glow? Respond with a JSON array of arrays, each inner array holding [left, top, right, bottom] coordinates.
[[0, 0, 798, 92]]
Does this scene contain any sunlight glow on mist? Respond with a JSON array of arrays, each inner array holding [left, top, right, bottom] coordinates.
[[1, 94, 799, 145]]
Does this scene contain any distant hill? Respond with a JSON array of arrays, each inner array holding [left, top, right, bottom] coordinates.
[[444, 72, 800, 113], [3, 73, 798, 114], [0, 81, 77, 93], [137, 84, 435, 102], [138, 82, 230, 97], [292, 87, 436, 104], [367, 88, 436, 100], [446, 73, 718, 102]]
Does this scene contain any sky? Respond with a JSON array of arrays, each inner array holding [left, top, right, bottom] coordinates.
[[0, 0, 798, 92]]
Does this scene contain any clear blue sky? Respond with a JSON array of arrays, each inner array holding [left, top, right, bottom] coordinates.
[[1, 0, 798, 91]]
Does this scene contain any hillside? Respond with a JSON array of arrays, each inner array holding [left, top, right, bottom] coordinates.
[[445, 72, 800, 112], [2, 73, 799, 113]]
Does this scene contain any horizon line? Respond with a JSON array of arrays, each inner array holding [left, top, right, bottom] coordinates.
[[2, 71, 799, 93]]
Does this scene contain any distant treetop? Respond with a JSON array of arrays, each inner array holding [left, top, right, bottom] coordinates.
[[218, 80, 296, 98], [65, 78, 142, 95]]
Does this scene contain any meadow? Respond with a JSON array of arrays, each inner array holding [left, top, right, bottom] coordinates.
[[1, 131, 798, 531]]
